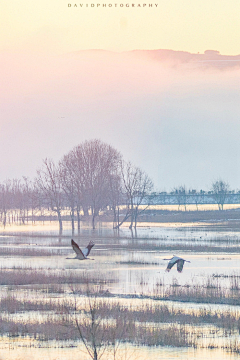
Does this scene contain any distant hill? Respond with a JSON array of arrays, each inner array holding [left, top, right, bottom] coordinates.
[[69, 49, 240, 68], [128, 49, 240, 67]]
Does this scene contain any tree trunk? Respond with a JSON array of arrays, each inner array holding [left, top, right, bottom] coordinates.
[[112, 206, 117, 228], [129, 209, 134, 229], [57, 210, 63, 234], [113, 211, 131, 229], [117, 207, 120, 228], [3, 211, 6, 228], [134, 209, 138, 229], [92, 214, 96, 229], [77, 208, 80, 233], [83, 206, 89, 216], [70, 207, 75, 233]]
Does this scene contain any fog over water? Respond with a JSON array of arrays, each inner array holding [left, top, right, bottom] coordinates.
[[1, 49, 240, 190]]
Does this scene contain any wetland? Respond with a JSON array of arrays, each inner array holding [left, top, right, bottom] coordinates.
[[1, 220, 240, 359]]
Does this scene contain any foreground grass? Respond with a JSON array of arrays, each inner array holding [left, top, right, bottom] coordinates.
[[0, 297, 196, 348], [2, 295, 240, 353], [1, 295, 240, 337]]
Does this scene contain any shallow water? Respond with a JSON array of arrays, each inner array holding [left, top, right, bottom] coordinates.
[[1, 221, 240, 359], [1, 340, 240, 360]]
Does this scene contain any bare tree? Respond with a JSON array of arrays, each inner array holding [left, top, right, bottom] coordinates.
[[173, 185, 188, 211], [21, 177, 35, 224], [59, 154, 77, 233], [27, 180, 40, 224], [118, 161, 154, 229], [188, 189, 200, 211], [73, 295, 109, 360], [0, 179, 12, 227], [65, 148, 87, 231], [108, 172, 123, 228], [70, 139, 122, 229], [11, 178, 26, 224], [211, 179, 230, 210], [68, 281, 132, 360], [36, 159, 64, 232]]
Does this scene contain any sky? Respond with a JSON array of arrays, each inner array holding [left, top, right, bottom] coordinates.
[[1, 0, 240, 54], [0, 1, 240, 191]]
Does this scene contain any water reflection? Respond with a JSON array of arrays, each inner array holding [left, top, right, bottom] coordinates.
[[1, 340, 240, 360], [0, 221, 240, 359]]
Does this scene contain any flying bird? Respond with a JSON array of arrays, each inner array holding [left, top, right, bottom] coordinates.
[[164, 256, 190, 273], [70, 239, 95, 260]]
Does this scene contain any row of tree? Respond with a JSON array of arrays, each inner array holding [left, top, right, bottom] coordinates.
[[0, 139, 234, 231], [0, 139, 153, 232], [171, 180, 230, 211]]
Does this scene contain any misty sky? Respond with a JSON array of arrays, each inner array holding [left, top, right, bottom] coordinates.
[[1, 1, 240, 191], [1, 50, 240, 191]]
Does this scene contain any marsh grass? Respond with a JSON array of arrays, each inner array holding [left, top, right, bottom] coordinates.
[[0, 268, 116, 287], [3, 223, 240, 356], [3, 294, 240, 354], [0, 247, 66, 257], [3, 265, 240, 306], [129, 274, 240, 306], [0, 315, 196, 348], [100, 239, 240, 254], [0, 295, 73, 313], [1, 296, 240, 335], [222, 339, 240, 354], [3, 296, 240, 353], [4, 241, 240, 256], [0, 298, 196, 348], [117, 260, 159, 265], [150, 282, 240, 305]]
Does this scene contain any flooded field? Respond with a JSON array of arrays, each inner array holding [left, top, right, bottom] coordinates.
[[1, 221, 240, 359]]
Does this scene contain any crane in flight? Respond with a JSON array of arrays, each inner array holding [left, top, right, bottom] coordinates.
[[70, 239, 95, 260], [164, 256, 190, 273]]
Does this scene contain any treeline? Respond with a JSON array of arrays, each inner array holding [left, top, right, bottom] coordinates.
[[0, 139, 153, 232], [167, 181, 232, 211], [0, 139, 234, 231]]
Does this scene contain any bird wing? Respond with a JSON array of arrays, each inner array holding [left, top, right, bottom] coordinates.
[[177, 259, 184, 273], [82, 240, 95, 257], [71, 239, 86, 260], [166, 256, 178, 272], [165, 257, 179, 272]]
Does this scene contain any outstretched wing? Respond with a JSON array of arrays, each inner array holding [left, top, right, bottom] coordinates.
[[166, 261, 176, 272], [165, 257, 179, 272], [82, 240, 95, 257], [177, 259, 184, 273], [71, 239, 86, 260]]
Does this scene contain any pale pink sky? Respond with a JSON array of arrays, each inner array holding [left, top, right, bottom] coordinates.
[[1, 1, 240, 190], [0, 49, 240, 189]]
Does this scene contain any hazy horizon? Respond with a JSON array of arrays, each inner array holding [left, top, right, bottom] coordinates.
[[1, 0, 240, 191], [0, 48, 240, 191]]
